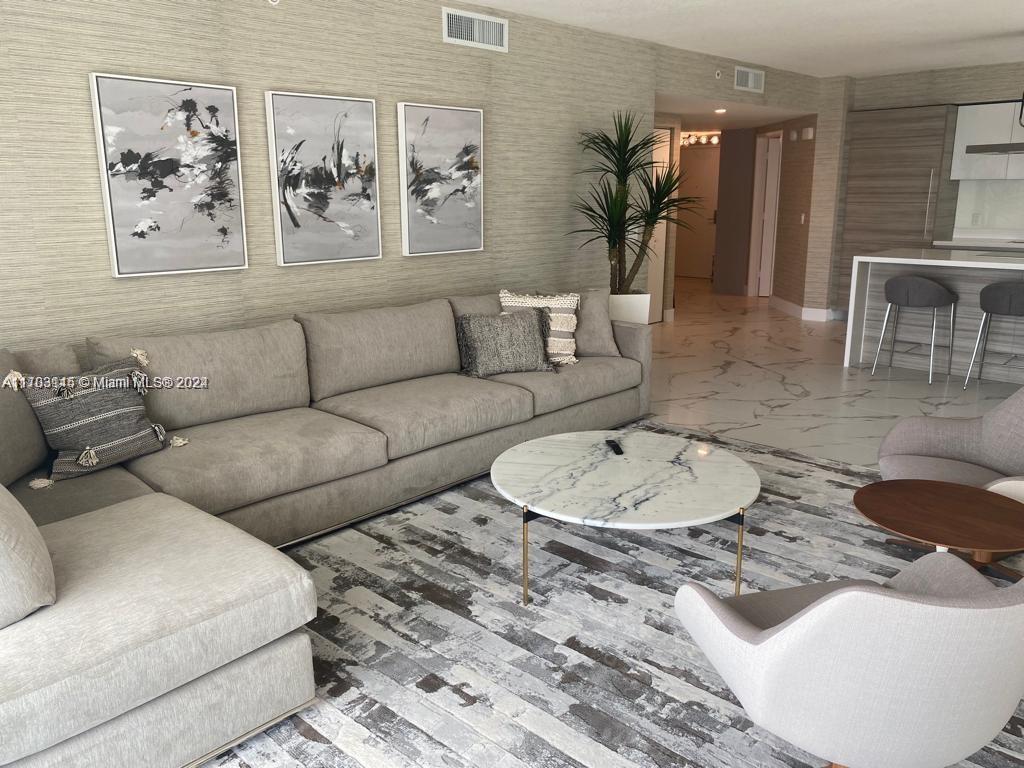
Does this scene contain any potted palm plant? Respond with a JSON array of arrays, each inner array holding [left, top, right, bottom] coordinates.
[[573, 112, 701, 323]]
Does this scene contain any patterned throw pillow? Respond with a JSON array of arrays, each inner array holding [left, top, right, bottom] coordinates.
[[456, 309, 554, 378], [499, 289, 580, 365], [22, 359, 166, 480]]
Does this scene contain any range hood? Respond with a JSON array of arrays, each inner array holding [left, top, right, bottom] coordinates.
[[966, 142, 1024, 155]]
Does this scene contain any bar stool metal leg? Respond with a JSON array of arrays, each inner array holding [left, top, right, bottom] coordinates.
[[928, 308, 938, 385], [948, 302, 956, 377], [964, 312, 990, 389], [888, 305, 900, 369], [978, 314, 992, 384], [871, 302, 893, 375]]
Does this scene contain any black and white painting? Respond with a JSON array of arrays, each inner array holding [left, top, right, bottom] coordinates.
[[265, 92, 381, 265], [90, 74, 247, 277], [397, 103, 483, 256]]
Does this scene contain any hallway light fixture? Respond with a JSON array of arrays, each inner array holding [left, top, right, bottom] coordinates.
[[680, 131, 721, 147], [714, 108, 727, 114]]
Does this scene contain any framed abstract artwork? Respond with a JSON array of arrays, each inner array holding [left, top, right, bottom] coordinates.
[[90, 73, 248, 278], [265, 91, 382, 266], [397, 103, 483, 256]]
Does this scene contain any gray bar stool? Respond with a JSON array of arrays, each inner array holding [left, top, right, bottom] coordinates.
[[963, 280, 1024, 389], [871, 275, 957, 385]]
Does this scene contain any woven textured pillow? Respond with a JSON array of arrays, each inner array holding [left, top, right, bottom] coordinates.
[[22, 358, 166, 481], [499, 289, 580, 365], [456, 309, 554, 378]]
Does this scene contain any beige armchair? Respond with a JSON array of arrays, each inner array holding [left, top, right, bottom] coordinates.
[[878, 386, 1024, 502], [675, 553, 1024, 768]]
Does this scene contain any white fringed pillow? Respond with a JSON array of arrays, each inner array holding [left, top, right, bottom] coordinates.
[[499, 289, 580, 365]]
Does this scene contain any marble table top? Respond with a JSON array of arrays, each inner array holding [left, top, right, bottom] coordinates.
[[490, 431, 761, 530]]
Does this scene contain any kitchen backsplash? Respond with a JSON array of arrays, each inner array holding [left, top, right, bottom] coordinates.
[[953, 179, 1024, 239]]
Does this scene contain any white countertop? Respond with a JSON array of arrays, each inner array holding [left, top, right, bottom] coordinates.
[[933, 238, 1024, 253], [854, 248, 1024, 270]]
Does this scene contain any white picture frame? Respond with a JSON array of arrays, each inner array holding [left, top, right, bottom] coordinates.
[[397, 102, 484, 256], [265, 91, 382, 266], [90, 73, 249, 278]]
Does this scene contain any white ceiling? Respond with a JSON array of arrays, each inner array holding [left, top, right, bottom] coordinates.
[[657, 96, 810, 130], [465, 0, 1024, 78]]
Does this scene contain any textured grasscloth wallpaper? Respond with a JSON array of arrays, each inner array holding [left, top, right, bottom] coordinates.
[[0, 0, 656, 350]]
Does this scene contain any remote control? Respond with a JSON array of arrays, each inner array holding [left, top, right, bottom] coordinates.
[[605, 439, 624, 455]]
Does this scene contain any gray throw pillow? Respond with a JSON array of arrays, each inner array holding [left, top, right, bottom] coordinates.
[[22, 359, 166, 481], [456, 309, 555, 378], [575, 288, 621, 357], [0, 484, 55, 628]]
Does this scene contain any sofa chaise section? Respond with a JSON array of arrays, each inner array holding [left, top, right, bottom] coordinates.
[[0, 493, 316, 765], [12, 633, 312, 768]]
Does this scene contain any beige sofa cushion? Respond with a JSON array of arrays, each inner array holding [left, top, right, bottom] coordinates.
[[315, 373, 533, 459], [447, 293, 500, 317], [0, 349, 49, 486], [0, 485, 55, 629], [87, 320, 310, 430], [125, 408, 387, 514], [297, 299, 460, 400], [575, 288, 621, 358], [9, 467, 154, 527], [0, 494, 316, 764], [492, 356, 641, 415]]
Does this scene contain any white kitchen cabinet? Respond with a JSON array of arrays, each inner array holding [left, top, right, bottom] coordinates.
[[1008, 103, 1024, 179], [950, 102, 1013, 180]]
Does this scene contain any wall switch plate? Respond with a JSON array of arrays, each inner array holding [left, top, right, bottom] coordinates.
[[800, 213, 806, 225]]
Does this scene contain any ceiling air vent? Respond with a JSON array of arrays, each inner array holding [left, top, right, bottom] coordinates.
[[443, 7, 508, 52], [734, 66, 766, 94]]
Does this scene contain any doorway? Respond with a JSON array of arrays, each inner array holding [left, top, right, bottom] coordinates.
[[645, 128, 673, 323], [747, 131, 783, 297], [675, 143, 720, 280]]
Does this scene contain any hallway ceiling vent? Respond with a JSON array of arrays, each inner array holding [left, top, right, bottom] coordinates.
[[734, 66, 766, 94], [442, 7, 508, 52]]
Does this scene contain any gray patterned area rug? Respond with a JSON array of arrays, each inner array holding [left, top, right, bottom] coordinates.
[[208, 422, 1024, 768]]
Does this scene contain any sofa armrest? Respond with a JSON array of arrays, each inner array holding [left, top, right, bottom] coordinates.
[[612, 320, 652, 415], [985, 476, 1024, 504], [877, 415, 982, 463]]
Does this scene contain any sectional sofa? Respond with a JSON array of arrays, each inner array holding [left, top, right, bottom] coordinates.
[[0, 290, 651, 767]]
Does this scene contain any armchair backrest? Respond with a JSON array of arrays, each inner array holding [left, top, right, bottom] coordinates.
[[981, 385, 1024, 476], [757, 581, 1024, 768]]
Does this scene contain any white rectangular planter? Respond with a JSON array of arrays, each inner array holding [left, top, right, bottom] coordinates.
[[608, 293, 652, 324]]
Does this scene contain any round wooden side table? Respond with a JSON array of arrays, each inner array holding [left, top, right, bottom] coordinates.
[[854, 479, 1024, 581]]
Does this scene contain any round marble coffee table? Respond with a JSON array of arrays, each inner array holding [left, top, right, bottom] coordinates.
[[490, 430, 762, 604]]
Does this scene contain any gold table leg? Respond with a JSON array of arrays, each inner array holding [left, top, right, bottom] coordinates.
[[734, 507, 746, 597], [522, 505, 530, 605]]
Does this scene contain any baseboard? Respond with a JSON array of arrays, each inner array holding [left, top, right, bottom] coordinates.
[[662, 308, 675, 322], [769, 295, 845, 322]]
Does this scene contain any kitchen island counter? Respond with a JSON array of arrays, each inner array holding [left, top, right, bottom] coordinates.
[[844, 248, 1024, 384]]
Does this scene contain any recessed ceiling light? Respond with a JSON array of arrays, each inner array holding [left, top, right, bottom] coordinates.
[[714, 108, 727, 114]]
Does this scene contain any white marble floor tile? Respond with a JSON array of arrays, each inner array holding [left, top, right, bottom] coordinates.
[[650, 279, 1020, 467]]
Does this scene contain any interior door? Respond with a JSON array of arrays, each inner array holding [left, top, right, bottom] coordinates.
[[675, 146, 720, 279], [646, 129, 671, 323], [757, 135, 782, 297]]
